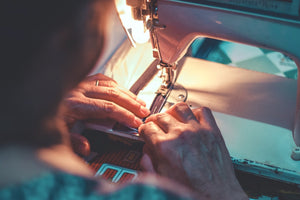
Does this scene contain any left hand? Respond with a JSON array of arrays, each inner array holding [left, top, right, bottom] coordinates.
[[62, 73, 150, 129], [60, 73, 150, 156]]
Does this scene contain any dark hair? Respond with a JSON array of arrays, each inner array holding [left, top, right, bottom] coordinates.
[[0, 1, 108, 146], [1, 1, 87, 71]]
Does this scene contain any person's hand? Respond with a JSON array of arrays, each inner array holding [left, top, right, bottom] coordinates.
[[62, 73, 150, 129], [139, 102, 247, 200], [60, 73, 150, 156]]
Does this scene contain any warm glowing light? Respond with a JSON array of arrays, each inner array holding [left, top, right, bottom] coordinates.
[[115, 0, 150, 45], [131, 20, 150, 44]]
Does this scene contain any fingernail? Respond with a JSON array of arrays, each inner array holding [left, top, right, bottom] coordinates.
[[134, 117, 143, 127], [140, 106, 150, 117], [137, 98, 147, 107]]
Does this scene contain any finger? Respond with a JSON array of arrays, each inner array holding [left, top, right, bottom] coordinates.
[[192, 107, 217, 127], [142, 144, 158, 171], [118, 86, 147, 107], [138, 122, 165, 148], [79, 75, 118, 90], [70, 133, 90, 157], [86, 73, 146, 106], [145, 113, 180, 133], [94, 99, 144, 128], [166, 102, 197, 124], [86, 73, 117, 83], [192, 107, 223, 140], [84, 86, 150, 118], [70, 98, 143, 128], [192, 109, 201, 122], [140, 153, 155, 173]]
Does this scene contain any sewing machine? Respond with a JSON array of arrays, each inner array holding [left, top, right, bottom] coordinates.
[[85, 0, 300, 189]]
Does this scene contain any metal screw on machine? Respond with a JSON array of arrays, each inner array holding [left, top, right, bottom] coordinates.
[[176, 94, 185, 101], [291, 147, 300, 161]]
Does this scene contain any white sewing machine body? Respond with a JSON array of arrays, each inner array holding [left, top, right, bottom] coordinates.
[[89, 0, 300, 185]]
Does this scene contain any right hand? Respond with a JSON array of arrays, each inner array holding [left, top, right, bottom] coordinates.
[[139, 103, 247, 200]]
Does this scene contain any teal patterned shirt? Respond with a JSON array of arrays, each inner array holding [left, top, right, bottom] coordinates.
[[0, 172, 192, 200]]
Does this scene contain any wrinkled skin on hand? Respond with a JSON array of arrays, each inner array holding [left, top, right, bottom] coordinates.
[[61, 73, 150, 156], [63, 73, 150, 128], [139, 102, 247, 200]]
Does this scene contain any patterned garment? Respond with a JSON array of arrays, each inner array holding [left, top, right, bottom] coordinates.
[[0, 171, 192, 200]]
